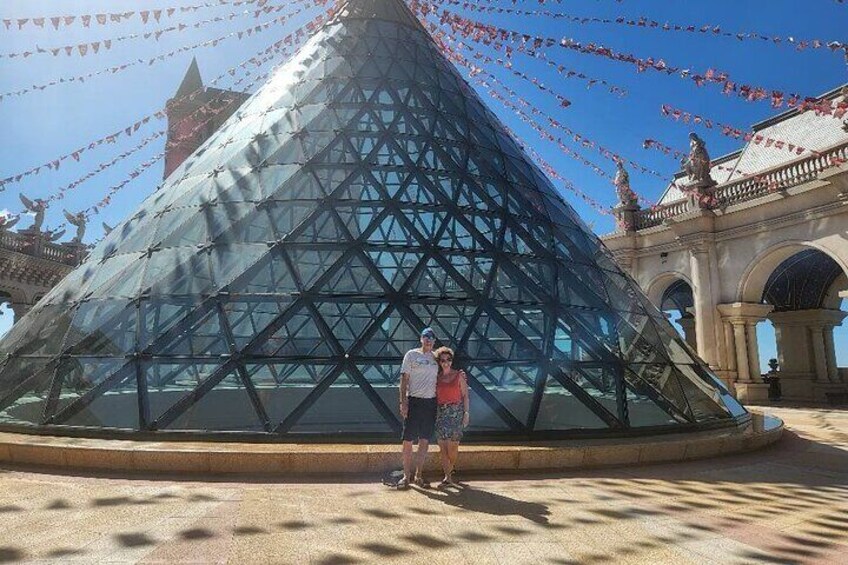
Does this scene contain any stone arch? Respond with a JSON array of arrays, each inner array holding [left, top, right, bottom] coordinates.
[[823, 272, 848, 310], [738, 240, 848, 304], [645, 271, 692, 308]]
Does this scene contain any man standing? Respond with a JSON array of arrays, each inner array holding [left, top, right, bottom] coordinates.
[[398, 327, 439, 489]]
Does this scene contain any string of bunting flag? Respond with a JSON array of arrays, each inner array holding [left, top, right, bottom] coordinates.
[[428, 22, 663, 180], [659, 103, 846, 156], [411, 0, 625, 95], [41, 39, 290, 208], [0, 8, 329, 195], [438, 37, 617, 184], [426, 4, 844, 114], [511, 129, 614, 217], [1, 0, 271, 31], [0, 3, 315, 102], [414, 14, 617, 216], [426, 0, 847, 58], [0, 2, 301, 60]]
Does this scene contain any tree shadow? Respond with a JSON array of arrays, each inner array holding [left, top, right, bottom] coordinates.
[[415, 483, 550, 524]]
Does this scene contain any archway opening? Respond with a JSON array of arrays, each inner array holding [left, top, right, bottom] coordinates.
[[660, 279, 696, 349], [759, 249, 848, 400]]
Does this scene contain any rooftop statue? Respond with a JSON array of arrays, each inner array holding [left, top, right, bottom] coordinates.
[[613, 161, 638, 207], [19, 194, 47, 232], [63, 210, 87, 244], [682, 132, 714, 185]]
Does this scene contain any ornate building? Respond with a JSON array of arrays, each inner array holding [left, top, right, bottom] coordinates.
[[603, 84, 848, 403]]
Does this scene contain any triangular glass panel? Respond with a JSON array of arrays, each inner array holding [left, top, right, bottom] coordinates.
[[534, 374, 609, 431], [288, 370, 392, 433], [365, 250, 424, 289]]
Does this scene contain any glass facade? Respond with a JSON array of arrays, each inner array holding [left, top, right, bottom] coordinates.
[[0, 0, 746, 438]]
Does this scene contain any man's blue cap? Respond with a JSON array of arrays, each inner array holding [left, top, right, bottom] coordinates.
[[420, 327, 436, 339]]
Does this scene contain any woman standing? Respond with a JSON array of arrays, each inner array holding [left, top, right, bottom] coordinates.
[[433, 346, 469, 487]]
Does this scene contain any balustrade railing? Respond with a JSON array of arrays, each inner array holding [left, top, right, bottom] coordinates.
[[633, 140, 848, 230], [0, 230, 82, 266]]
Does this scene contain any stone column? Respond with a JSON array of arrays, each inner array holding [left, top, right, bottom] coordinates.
[[811, 325, 829, 383], [731, 321, 751, 382], [689, 244, 718, 368], [746, 321, 764, 380], [768, 309, 847, 402], [824, 327, 840, 382], [723, 322, 737, 372], [717, 302, 774, 403]]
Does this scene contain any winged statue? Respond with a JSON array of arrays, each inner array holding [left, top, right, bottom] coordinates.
[[63, 209, 87, 243], [19, 194, 46, 231]]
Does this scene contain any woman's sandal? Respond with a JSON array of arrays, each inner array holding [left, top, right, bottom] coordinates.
[[396, 477, 410, 490], [414, 476, 431, 489]]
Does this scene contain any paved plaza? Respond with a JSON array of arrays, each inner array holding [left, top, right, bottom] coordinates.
[[0, 406, 844, 564]]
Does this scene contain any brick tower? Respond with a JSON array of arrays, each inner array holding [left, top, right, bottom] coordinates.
[[164, 58, 250, 179]]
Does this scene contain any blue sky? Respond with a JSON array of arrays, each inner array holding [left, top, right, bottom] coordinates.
[[0, 0, 846, 364]]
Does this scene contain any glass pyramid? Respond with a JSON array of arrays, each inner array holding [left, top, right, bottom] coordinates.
[[0, 0, 746, 438]]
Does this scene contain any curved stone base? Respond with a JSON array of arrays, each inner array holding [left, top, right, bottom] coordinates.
[[0, 412, 782, 476]]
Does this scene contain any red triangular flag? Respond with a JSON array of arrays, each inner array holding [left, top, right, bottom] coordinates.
[[81, 15, 91, 27], [140, 11, 150, 24], [50, 17, 61, 30]]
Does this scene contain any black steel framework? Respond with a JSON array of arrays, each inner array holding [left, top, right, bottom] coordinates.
[[0, 0, 747, 439]]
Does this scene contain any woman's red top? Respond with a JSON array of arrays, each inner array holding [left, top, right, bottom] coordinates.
[[436, 371, 463, 405]]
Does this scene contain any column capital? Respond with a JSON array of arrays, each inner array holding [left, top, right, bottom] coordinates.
[[717, 302, 774, 323], [768, 308, 848, 328]]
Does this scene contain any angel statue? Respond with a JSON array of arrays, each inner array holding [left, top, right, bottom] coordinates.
[[613, 161, 638, 207], [682, 132, 713, 184], [63, 210, 87, 243], [19, 194, 47, 232], [0, 213, 19, 232]]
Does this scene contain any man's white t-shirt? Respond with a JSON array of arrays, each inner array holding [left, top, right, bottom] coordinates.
[[401, 349, 438, 399]]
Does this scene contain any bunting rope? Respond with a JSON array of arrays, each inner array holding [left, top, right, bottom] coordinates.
[[425, 4, 842, 114], [427, 0, 847, 58], [428, 21, 663, 180], [0, 3, 315, 103], [5, 8, 329, 228], [516, 133, 614, 217], [0, 2, 297, 60], [659, 103, 846, 156], [412, 13, 615, 216], [0, 7, 326, 192], [412, 1, 625, 96], [1, 0, 271, 31], [439, 38, 614, 182]]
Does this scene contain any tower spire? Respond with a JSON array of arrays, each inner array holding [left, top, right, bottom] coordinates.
[[175, 57, 203, 98]]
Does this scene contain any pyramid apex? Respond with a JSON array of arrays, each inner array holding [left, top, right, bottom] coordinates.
[[331, 0, 421, 29], [176, 57, 203, 98]]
